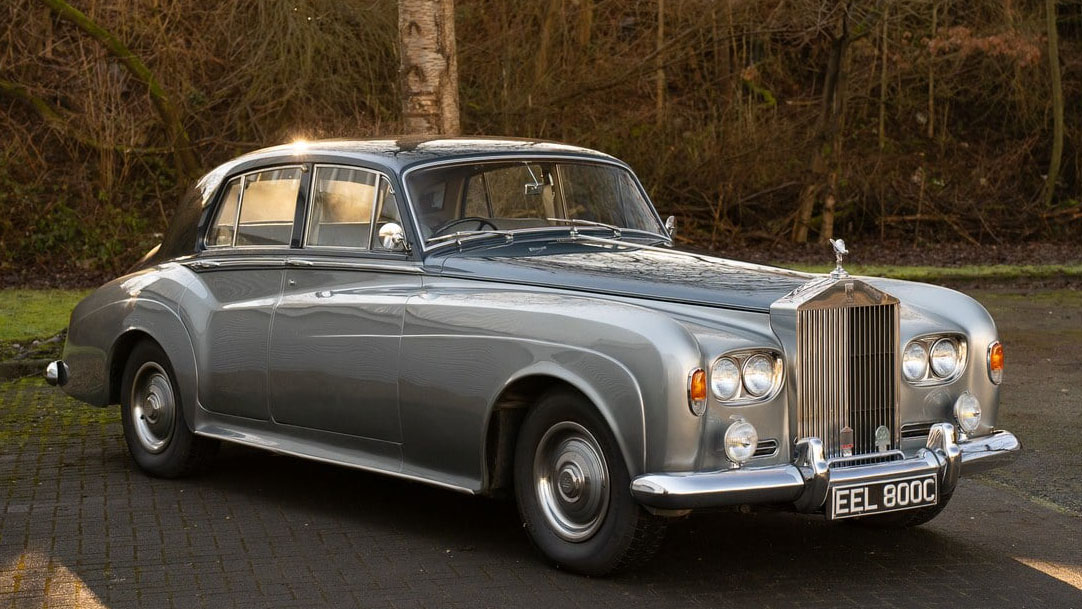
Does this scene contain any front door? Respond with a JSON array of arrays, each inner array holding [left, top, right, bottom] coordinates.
[[268, 166, 417, 443]]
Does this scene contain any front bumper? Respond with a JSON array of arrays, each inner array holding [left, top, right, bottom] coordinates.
[[631, 423, 1021, 511]]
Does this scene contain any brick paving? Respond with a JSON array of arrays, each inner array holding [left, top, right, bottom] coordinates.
[[1, 378, 1080, 609]]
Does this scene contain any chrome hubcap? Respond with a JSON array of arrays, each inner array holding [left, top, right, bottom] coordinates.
[[130, 362, 175, 454], [534, 421, 609, 542]]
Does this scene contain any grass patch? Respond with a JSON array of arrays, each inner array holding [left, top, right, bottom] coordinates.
[[0, 289, 90, 342], [776, 263, 1082, 282]]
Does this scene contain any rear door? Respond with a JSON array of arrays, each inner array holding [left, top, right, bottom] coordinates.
[[268, 165, 419, 446], [184, 165, 308, 421]]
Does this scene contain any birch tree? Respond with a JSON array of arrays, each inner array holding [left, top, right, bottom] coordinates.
[[399, 0, 461, 135]]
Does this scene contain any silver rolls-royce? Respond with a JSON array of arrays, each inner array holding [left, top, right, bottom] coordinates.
[[46, 137, 1020, 575]]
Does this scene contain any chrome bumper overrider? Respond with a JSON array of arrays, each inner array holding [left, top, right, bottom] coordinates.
[[631, 423, 1021, 511]]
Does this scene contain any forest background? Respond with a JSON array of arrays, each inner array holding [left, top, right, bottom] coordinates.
[[2, 0, 1080, 285]]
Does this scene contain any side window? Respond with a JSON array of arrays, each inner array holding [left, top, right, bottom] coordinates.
[[236, 167, 302, 246], [306, 166, 378, 248], [206, 177, 242, 247], [372, 177, 402, 251]]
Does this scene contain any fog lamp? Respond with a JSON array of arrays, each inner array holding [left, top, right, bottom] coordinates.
[[723, 418, 758, 464], [953, 392, 982, 434]]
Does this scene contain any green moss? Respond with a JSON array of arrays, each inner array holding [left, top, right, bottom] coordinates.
[[777, 263, 1082, 282], [0, 289, 90, 342]]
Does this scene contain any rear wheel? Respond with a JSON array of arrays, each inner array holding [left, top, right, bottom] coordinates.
[[120, 341, 217, 478], [514, 389, 665, 576]]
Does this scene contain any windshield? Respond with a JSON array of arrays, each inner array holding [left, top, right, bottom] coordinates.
[[405, 160, 666, 242]]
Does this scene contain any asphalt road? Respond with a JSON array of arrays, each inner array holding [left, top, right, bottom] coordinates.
[[1, 287, 1080, 608]]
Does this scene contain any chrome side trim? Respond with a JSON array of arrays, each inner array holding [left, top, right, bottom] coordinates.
[[279, 258, 425, 274], [183, 257, 288, 271], [194, 424, 476, 495]]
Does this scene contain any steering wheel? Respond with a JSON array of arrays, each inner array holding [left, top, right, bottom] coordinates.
[[431, 216, 498, 236]]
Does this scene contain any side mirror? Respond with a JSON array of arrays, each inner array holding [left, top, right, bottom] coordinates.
[[379, 222, 409, 252], [664, 215, 676, 238]]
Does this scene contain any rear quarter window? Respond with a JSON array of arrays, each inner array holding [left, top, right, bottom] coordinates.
[[205, 167, 302, 248]]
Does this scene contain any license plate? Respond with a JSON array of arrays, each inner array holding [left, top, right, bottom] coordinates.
[[828, 474, 938, 520]]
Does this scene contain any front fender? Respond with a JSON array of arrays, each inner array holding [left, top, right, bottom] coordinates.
[[398, 282, 708, 490]]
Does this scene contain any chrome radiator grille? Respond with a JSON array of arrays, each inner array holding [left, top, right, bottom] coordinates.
[[797, 302, 898, 459]]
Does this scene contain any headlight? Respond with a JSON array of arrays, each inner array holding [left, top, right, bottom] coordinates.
[[930, 338, 960, 378], [724, 419, 758, 464], [954, 392, 982, 433], [902, 341, 928, 381], [742, 354, 775, 397], [710, 358, 741, 400]]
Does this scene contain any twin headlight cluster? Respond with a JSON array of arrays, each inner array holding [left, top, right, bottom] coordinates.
[[902, 334, 967, 384], [709, 352, 784, 403]]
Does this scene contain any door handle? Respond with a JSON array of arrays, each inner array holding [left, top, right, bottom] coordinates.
[[188, 260, 221, 270], [285, 259, 314, 267]]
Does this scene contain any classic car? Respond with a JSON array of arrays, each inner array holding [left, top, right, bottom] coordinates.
[[46, 137, 1020, 575]]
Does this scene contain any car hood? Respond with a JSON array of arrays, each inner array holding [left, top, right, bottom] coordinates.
[[431, 241, 815, 312]]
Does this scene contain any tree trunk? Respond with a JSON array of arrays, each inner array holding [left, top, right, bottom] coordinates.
[[927, 1, 937, 139], [656, 0, 666, 127], [399, 0, 460, 135], [40, 0, 198, 181], [793, 11, 850, 244], [1044, 0, 1064, 207], [878, 5, 889, 151]]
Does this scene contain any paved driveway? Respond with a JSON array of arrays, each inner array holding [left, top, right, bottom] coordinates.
[[3, 287, 1082, 608], [0, 378, 1080, 609]]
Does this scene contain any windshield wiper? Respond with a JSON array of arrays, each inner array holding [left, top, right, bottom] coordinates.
[[545, 217, 623, 239], [426, 229, 517, 248]]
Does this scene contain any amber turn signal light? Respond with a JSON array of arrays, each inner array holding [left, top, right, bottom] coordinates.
[[688, 368, 708, 416], [988, 341, 1003, 384]]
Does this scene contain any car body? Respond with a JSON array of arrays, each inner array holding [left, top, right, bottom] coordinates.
[[47, 137, 1020, 574]]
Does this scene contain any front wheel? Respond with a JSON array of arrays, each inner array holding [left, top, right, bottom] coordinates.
[[514, 389, 665, 575], [120, 340, 218, 478]]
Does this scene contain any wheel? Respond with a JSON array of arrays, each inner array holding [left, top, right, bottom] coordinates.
[[850, 491, 953, 529], [514, 389, 666, 576], [120, 340, 218, 478], [431, 216, 498, 236]]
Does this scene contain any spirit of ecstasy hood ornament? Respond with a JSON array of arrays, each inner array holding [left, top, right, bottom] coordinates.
[[829, 238, 849, 279]]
